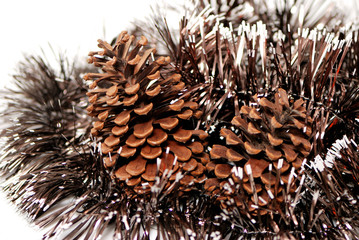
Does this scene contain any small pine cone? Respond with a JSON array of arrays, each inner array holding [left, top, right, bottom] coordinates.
[[206, 88, 312, 215], [84, 31, 207, 194]]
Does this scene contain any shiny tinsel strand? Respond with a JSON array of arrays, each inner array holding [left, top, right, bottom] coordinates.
[[0, 54, 94, 219]]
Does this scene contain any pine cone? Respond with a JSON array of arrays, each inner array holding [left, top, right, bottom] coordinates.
[[84, 31, 207, 194], [206, 88, 312, 215]]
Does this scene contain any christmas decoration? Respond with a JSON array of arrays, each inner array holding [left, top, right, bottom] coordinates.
[[1, 0, 359, 239]]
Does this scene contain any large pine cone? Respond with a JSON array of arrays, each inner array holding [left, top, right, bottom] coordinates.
[[206, 88, 312, 215], [84, 31, 207, 194]]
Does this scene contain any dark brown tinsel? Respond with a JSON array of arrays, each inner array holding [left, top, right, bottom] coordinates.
[[1, 1, 359, 239], [0, 54, 94, 218]]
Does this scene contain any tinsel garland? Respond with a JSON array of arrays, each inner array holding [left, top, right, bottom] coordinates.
[[1, 0, 359, 239]]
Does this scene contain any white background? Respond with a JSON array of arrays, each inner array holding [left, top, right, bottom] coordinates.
[[0, 0, 358, 239]]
